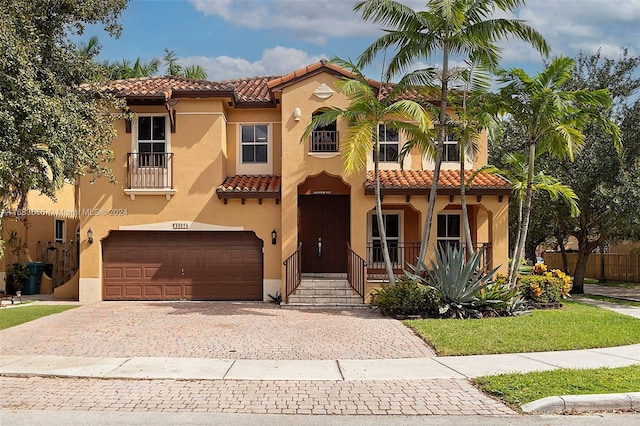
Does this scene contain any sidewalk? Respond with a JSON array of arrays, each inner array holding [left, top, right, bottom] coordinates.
[[2, 344, 639, 381]]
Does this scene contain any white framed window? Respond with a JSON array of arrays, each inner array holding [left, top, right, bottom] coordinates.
[[377, 124, 399, 162], [368, 211, 403, 265], [437, 213, 461, 250], [443, 132, 459, 162], [237, 123, 272, 175], [241, 124, 268, 164], [54, 219, 65, 244], [136, 115, 168, 167]]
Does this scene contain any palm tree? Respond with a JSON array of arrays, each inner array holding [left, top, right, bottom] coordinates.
[[354, 0, 549, 269], [301, 58, 434, 284], [479, 152, 580, 277], [106, 57, 160, 79], [492, 56, 620, 286], [449, 60, 494, 254], [163, 49, 208, 79]]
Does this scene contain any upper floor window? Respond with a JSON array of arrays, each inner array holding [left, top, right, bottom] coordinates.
[[137, 116, 167, 167], [310, 111, 338, 152], [241, 124, 268, 163], [443, 132, 459, 162], [377, 124, 399, 162]]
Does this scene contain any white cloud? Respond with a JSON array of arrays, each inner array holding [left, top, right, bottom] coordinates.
[[181, 46, 326, 80], [190, 0, 426, 44]]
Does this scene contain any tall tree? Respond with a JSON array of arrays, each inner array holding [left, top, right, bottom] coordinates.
[[0, 0, 129, 256], [492, 56, 620, 287], [354, 0, 549, 268], [540, 50, 640, 292], [302, 58, 433, 284]]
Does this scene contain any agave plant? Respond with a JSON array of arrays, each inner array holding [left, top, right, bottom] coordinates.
[[407, 245, 499, 318]]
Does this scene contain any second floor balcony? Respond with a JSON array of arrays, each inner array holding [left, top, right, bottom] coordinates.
[[126, 153, 175, 199], [310, 130, 339, 153]]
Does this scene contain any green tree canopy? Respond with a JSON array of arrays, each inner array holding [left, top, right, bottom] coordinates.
[[0, 0, 129, 211]]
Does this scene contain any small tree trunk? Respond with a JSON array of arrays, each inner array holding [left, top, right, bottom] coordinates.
[[572, 249, 590, 294], [373, 147, 395, 285], [557, 230, 569, 273], [418, 42, 449, 270], [599, 241, 607, 283], [460, 152, 473, 256], [509, 142, 536, 287]]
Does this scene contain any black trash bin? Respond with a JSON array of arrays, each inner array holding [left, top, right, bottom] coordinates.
[[44, 263, 54, 278], [25, 262, 46, 295]]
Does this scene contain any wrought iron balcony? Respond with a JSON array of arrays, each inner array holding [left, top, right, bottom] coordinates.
[[310, 131, 339, 153], [127, 152, 174, 189]]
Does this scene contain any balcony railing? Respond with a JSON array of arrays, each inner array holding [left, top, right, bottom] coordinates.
[[127, 152, 173, 189], [310, 131, 339, 153], [366, 241, 491, 280]]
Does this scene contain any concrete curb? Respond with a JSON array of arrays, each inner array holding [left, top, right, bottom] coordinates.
[[521, 392, 640, 414]]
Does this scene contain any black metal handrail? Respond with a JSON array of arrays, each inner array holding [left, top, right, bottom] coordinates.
[[347, 243, 366, 302], [283, 243, 302, 302], [366, 241, 491, 280], [310, 131, 339, 152], [127, 152, 174, 189]]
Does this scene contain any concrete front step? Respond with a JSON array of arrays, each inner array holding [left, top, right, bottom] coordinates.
[[287, 295, 364, 304], [297, 280, 352, 289], [294, 287, 355, 296], [281, 302, 369, 309]]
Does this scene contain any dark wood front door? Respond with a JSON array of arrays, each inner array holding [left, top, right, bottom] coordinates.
[[299, 195, 349, 273]]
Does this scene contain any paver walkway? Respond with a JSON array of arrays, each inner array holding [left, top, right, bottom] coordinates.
[[1, 376, 514, 416], [0, 302, 434, 359]]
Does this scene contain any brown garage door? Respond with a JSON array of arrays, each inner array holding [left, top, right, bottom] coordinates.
[[103, 231, 263, 301]]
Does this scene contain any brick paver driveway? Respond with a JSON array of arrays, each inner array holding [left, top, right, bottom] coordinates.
[[0, 302, 434, 359]]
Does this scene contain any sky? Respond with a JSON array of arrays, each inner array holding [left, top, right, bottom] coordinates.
[[82, 0, 640, 82]]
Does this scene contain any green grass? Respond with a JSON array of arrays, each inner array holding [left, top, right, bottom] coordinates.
[[0, 305, 78, 330], [474, 365, 640, 408], [404, 301, 640, 356], [581, 294, 640, 307]]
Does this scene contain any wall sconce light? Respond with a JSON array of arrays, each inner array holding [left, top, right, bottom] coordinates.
[[87, 228, 94, 244], [293, 107, 301, 121], [271, 229, 277, 245]]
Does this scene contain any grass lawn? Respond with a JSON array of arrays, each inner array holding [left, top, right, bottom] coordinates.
[[474, 365, 640, 408], [582, 294, 640, 307], [404, 301, 640, 356], [0, 305, 78, 330]]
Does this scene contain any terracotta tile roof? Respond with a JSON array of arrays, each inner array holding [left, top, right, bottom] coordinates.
[[216, 175, 281, 198], [93, 75, 235, 100], [365, 170, 511, 195], [267, 60, 381, 90], [217, 76, 277, 103], [93, 61, 439, 104]]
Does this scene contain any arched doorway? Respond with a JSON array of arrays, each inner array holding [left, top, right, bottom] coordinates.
[[298, 172, 350, 273]]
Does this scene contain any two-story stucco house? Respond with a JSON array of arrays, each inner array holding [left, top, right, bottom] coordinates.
[[75, 60, 510, 305]]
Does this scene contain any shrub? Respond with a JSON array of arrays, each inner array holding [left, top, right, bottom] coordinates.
[[518, 275, 563, 303], [406, 245, 499, 319], [370, 277, 440, 317], [477, 274, 526, 316]]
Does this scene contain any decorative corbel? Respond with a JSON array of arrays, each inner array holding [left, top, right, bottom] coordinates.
[[165, 99, 179, 133]]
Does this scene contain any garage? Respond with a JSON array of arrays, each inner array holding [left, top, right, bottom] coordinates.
[[102, 231, 263, 301]]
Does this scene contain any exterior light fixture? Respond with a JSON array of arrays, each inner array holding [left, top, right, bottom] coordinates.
[[271, 229, 277, 245], [293, 107, 301, 121], [87, 228, 94, 244]]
